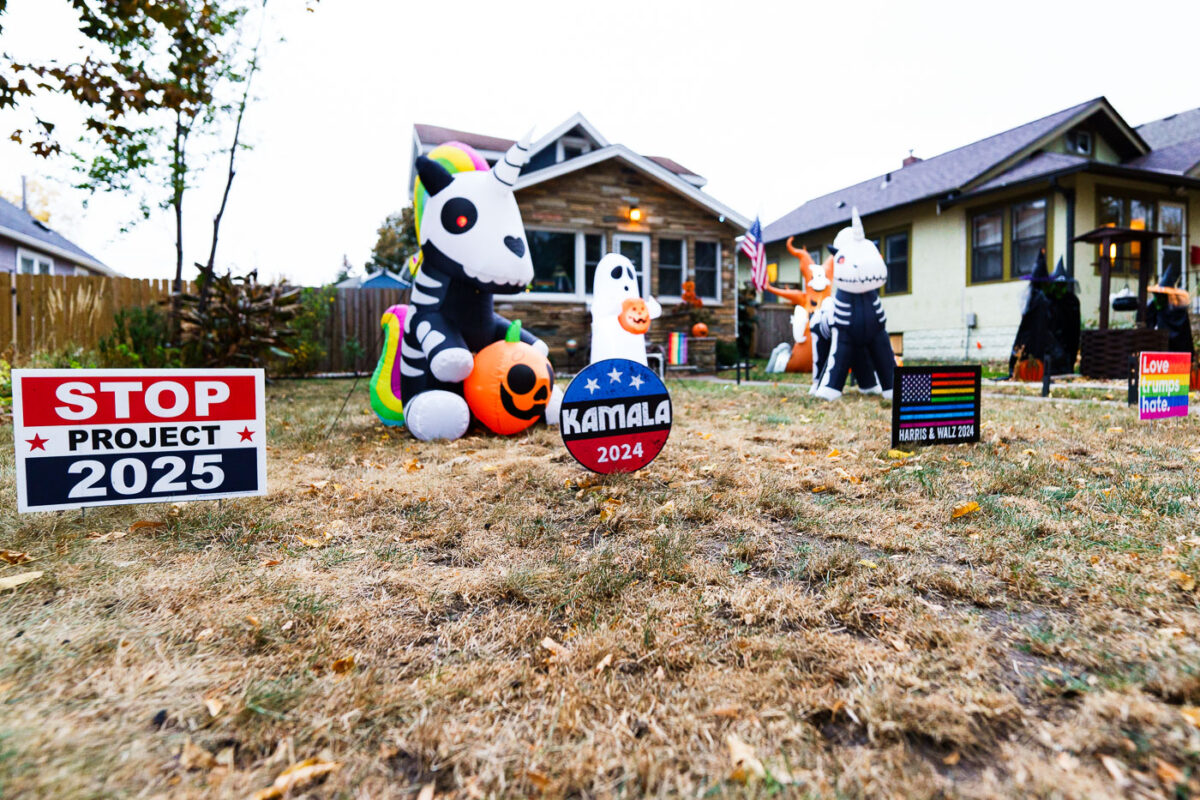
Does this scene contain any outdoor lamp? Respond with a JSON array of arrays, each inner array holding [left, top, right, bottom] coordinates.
[[629, 205, 643, 223]]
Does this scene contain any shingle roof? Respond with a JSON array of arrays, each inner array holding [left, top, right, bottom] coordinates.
[[1126, 137, 1200, 175], [1136, 107, 1200, 149], [969, 151, 1090, 194], [763, 98, 1105, 242], [646, 155, 699, 177], [0, 195, 108, 270], [414, 123, 515, 154]]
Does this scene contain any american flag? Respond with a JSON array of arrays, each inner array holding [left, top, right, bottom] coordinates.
[[897, 371, 978, 430], [741, 216, 767, 291]]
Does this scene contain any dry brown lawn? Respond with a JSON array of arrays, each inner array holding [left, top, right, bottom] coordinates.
[[2, 378, 1199, 799]]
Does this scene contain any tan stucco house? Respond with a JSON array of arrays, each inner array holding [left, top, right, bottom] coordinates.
[[756, 97, 1200, 361]]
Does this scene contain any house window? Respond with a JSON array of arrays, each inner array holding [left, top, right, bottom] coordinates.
[[526, 230, 605, 297], [1097, 191, 1156, 276], [527, 231, 576, 294], [556, 136, 592, 163], [1011, 198, 1047, 278], [1066, 130, 1092, 156], [693, 241, 719, 300], [17, 248, 53, 275], [582, 233, 604, 294], [883, 231, 909, 294], [971, 211, 1004, 283], [658, 238, 684, 296]]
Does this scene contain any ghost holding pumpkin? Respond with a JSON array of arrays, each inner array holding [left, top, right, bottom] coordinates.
[[589, 253, 662, 365]]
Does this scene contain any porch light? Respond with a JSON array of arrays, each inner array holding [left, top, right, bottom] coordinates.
[[628, 205, 643, 223], [1109, 243, 1117, 260]]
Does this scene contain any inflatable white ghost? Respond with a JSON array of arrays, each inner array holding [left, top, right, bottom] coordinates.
[[812, 207, 895, 401], [589, 253, 662, 365]]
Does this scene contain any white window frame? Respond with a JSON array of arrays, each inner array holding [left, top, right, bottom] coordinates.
[[690, 239, 722, 303], [555, 136, 592, 163], [518, 228, 606, 302], [655, 237, 688, 303], [16, 247, 53, 275], [1067, 130, 1092, 156]]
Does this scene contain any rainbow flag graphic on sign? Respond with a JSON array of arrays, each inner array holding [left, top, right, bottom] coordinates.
[[891, 365, 982, 447], [1138, 351, 1190, 421]]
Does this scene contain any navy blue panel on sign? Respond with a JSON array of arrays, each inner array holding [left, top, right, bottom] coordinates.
[[22, 447, 259, 509]]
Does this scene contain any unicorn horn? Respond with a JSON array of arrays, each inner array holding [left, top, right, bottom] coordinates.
[[492, 129, 533, 188], [851, 207, 864, 240]]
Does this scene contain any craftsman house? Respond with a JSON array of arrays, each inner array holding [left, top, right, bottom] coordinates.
[[759, 97, 1200, 361], [0, 195, 115, 276], [410, 114, 748, 369]]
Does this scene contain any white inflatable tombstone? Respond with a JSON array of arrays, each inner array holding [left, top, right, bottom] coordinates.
[[589, 253, 662, 365]]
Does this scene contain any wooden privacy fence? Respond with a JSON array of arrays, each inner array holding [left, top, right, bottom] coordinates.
[[1, 272, 181, 358], [1, 272, 408, 374], [754, 304, 794, 358]]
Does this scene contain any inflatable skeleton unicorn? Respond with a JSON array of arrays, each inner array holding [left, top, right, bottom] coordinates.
[[812, 207, 895, 401], [369, 137, 562, 441]]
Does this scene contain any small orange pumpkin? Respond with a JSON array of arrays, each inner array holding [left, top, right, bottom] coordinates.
[[464, 320, 554, 435], [691, 322, 709, 338], [1014, 357, 1044, 382], [619, 297, 651, 334]]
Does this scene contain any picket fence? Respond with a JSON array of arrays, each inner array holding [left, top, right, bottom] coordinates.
[[1, 272, 404, 374]]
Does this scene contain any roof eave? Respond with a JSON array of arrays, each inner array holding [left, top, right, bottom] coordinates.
[[514, 145, 750, 230], [944, 162, 1200, 209], [0, 225, 116, 276]]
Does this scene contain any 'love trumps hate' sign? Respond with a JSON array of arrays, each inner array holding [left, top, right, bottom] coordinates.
[[1138, 352, 1190, 421]]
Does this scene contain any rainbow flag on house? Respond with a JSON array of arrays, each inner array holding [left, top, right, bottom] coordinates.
[[668, 332, 688, 366], [1138, 352, 1190, 421]]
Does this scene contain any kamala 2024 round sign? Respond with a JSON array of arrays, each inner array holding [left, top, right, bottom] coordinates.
[[559, 358, 672, 473]]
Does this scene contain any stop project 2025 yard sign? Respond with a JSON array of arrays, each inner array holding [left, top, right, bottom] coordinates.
[[12, 369, 267, 512], [559, 358, 672, 473]]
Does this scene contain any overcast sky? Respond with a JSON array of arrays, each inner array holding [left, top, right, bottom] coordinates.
[[1, 0, 1198, 286]]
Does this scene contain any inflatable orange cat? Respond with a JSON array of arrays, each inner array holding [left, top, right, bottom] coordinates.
[[762, 238, 834, 372]]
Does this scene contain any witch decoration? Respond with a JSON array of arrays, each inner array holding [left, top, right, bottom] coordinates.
[[369, 136, 562, 441], [1008, 250, 1075, 378], [1146, 261, 1194, 354], [812, 207, 895, 401]]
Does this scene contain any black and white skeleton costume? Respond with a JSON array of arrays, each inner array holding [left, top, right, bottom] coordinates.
[[401, 136, 561, 440], [812, 208, 895, 401]]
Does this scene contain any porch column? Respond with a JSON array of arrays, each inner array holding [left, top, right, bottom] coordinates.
[[1098, 237, 1112, 330]]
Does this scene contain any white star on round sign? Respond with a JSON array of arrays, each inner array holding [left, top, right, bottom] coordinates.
[[629, 375, 644, 390], [607, 367, 623, 383], [585, 378, 600, 394]]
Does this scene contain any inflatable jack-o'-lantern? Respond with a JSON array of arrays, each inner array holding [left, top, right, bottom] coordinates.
[[620, 298, 652, 334], [464, 320, 554, 435]]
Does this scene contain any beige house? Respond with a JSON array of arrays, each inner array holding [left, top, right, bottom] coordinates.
[[756, 97, 1200, 361]]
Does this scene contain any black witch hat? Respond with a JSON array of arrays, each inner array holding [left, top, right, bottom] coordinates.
[[1020, 248, 1051, 282], [1156, 260, 1182, 289], [1050, 256, 1070, 282]]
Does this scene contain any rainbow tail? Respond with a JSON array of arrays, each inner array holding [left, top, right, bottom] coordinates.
[[369, 304, 409, 426]]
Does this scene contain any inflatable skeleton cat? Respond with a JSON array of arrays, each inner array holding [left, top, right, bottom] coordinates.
[[370, 136, 561, 440], [812, 207, 895, 401]]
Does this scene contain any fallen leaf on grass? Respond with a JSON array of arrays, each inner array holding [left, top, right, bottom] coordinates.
[[889, 636, 909, 652], [1168, 570, 1196, 592], [251, 757, 341, 800], [0, 549, 32, 565], [87, 530, 126, 543], [130, 520, 166, 531], [826, 449, 840, 458], [1106, 427, 1124, 433], [522, 769, 551, 791], [951, 501, 980, 519], [203, 697, 224, 717], [811, 485, 828, 494], [1155, 759, 1184, 786], [1099, 755, 1129, 787], [1179, 707, 1200, 728], [404, 458, 423, 473], [540, 637, 568, 665], [710, 705, 741, 719], [416, 783, 436, 800], [180, 737, 217, 770], [858, 559, 878, 569], [331, 656, 355, 674], [0, 571, 43, 591], [886, 449, 914, 459], [834, 467, 861, 484], [699, 432, 713, 440], [943, 751, 961, 766], [727, 733, 765, 782], [654, 500, 676, 517], [593, 653, 612, 674]]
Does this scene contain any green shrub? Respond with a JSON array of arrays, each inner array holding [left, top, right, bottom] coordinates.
[[176, 268, 301, 370], [25, 347, 100, 369], [98, 305, 181, 368], [715, 338, 740, 367], [0, 359, 11, 412], [281, 286, 336, 376]]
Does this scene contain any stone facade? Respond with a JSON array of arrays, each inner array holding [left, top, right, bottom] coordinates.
[[492, 159, 741, 372]]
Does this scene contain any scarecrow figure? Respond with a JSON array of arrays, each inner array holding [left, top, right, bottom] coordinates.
[[1146, 262, 1194, 354]]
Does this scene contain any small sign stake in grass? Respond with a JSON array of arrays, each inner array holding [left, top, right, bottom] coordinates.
[[12, 368, 267, 512], [1137, 352, 1189, 421], [891, 365, 981, 448]]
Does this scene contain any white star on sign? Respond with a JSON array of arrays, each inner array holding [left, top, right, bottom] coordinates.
[[607, 366, 623, 383], [629, 375, 644, 390], [584, 378, 600, 394]]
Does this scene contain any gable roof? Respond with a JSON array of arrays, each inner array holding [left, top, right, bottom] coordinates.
[[526, 112, 608, 155], [514, 144, 749, 229], [763, 97, 1151, 242], [413, 123, 514, 157], [1136, 107, 1200, 149], [0, 195, 115, 275]]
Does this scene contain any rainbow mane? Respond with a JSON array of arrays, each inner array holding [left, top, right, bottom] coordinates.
[[369, 304, 409, 426], [408, 141, 490, 280]]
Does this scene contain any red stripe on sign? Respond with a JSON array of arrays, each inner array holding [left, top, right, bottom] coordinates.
[[931, 380, 976, 387], [20, 375, 257, 426], [931, 372, 976, 378]]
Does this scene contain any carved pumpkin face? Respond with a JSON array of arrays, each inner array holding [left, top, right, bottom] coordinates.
[[619, 297, 651, 334], [464, 320, 554, 435]]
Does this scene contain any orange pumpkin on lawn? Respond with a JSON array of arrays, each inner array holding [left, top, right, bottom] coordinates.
[[1014, 357, 1044, 383], [464, 320, 554, 435], [691, 322, 709, 338]]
